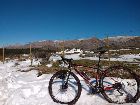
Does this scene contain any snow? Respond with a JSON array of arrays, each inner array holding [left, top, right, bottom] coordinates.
[[120, 54, 140, 59], [117, 54, 140, 62], [38, 40, 47, 42], [49, 55, 61, 62], [56, 48, 83, 55], [22, 54, 29, 57], [50, 48, 140, 63], [78, 38, 85, 41], [83, 54, 140, 62], [65, 54, 81, 60], [0, 59, 139, 105], [108, 36, 138, 41], [109, 49, 131, 52], [67, 53, 140, 62], [46, 64, 52, 68], [64, 48, 82, 54]]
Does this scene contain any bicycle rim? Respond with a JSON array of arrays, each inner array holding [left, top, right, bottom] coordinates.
[[101, 65, 140, 104], [48, 70, 82, 104]]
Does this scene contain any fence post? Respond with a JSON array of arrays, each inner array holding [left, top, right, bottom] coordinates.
[[62, 40, 65, 57], [30, 43, 33, 66], [3, 45, 5, 64]]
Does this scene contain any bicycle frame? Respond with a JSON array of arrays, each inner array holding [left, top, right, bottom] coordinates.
[[74, 67, 102, 89], [76, 55, 103, 90], [63, 52, 105, 92]]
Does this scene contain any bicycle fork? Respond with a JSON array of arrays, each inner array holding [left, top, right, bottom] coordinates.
[[62, 70, 71, 90]]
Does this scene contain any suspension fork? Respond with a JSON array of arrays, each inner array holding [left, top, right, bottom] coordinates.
[[64, 62, 72, 86], [96, 53, 101, 87], [64, 70, 71, 86]]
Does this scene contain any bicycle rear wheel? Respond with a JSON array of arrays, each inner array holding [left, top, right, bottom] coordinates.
[[48, 70, 82, 104], [101, 65, 140, 104]]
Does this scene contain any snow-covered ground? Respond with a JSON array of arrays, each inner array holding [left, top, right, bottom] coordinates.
[[50, 48, 140, 62], [49, 53, 140, 62], [0, 60, 139, 105]]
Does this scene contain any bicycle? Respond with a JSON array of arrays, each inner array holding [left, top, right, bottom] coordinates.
[[48, 48, 140, 104]]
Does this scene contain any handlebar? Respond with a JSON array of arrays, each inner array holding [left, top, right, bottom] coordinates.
[[60, 56, 73, 65], [94, 47, 107, 55]]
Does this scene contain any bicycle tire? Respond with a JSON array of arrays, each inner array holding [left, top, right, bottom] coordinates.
[[48, 70, 82, 104], [101, 65, 140, 104]]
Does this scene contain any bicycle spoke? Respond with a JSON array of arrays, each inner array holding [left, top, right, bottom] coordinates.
[[49, 71, 81, 104]]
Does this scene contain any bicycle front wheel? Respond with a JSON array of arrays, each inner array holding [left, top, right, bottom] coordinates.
[[48, 70, 82, 104], [101, 65, 140, 104]]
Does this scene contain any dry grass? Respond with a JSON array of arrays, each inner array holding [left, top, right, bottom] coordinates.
[[0, 55, 3, 61], [33, 59, 140, 78]]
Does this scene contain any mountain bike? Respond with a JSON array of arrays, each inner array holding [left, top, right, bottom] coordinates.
[[48, 48, 140, 105]]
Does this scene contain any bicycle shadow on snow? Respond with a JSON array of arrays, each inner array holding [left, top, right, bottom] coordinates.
[[69, 80, 113, 101]]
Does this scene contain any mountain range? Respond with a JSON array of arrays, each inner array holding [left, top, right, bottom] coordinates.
[[6, 36, 140, 50]]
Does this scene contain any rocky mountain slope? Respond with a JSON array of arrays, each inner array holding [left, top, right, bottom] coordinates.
[[6, 36, 140, 50], [103, 36, 140, 49]]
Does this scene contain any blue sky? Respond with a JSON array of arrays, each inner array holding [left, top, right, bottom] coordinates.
[[0, 0, 140, 45]]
